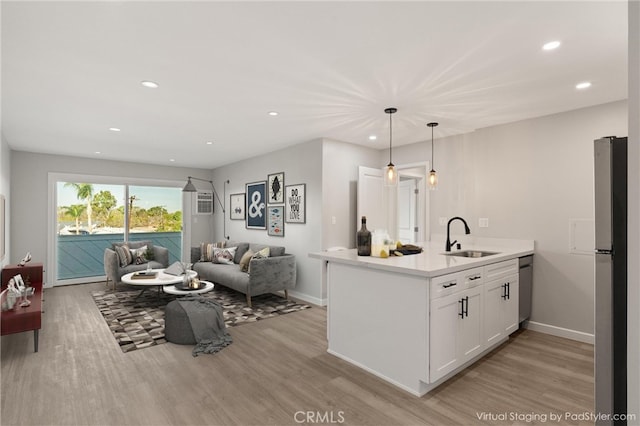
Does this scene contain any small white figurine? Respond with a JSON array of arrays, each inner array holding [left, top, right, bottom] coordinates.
[[18, 251, 32, 266], [11, 275, 30, 307], [6, 278, 20, 309]]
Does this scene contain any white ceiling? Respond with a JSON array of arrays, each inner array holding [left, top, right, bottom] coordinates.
[[1, 1, 628, 169]]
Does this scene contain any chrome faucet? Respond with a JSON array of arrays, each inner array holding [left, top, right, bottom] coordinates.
[[446, 217, 471, 252]]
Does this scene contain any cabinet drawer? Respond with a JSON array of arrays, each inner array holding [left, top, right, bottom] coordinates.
[[460, 267, 484, 288], [484, 259, 518, 281], [430, 272, 461, 299]]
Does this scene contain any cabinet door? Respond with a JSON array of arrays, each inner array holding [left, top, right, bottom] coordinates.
[[459, 286, 484, 362], [430, 292, 462, 382], [484, 278, 505, 346], [503, 274, 519, 335], [484, 274, 520, 347]]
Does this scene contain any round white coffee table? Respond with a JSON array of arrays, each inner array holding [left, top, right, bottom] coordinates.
[[121, 269, 198, 299], [163, 280, 214, 296]]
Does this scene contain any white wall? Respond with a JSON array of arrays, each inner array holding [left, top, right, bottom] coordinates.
[[209, 138, 380, 305], [1, 133, 11, 268], [211, 139, 325, 305], [391, 100, 628, 337], [627, 0, 639, 417], [321, 139, 380, 251], [9, 151, 213, 283]]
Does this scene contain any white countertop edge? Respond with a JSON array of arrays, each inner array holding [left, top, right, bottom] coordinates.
[[309, 239, 534, 278]]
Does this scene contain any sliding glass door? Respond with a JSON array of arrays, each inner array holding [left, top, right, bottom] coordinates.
[[55, 180, 183, 283], [127, 185, 182, 264]]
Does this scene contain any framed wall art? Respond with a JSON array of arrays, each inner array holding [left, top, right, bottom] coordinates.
[[267, 205, 284, 237], [267, 172, 284, 205], [285, 184, 306, 224], [245, 181, 267, 229], [229, 193, 245, 220]]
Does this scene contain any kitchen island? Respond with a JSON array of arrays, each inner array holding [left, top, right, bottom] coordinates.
[[309, 238, 534, 396]]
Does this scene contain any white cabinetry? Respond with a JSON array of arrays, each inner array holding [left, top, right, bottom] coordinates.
[[429, 268, 484, 382], [483, 259, 519, 346]]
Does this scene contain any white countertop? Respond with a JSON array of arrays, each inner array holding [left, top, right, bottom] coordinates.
[[309, 237, 534, 278]]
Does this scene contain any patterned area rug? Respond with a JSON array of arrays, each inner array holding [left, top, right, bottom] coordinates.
[[92, 285, 311, 353]]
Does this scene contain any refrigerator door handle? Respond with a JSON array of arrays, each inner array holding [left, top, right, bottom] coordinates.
[[595, 249, 613, 255]]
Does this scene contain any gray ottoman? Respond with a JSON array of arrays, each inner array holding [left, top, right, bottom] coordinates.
[[164, 300, 197, 345]]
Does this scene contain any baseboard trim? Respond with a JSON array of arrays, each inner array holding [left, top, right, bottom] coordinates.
[[283, 290, 326, 307], [525, 320, 594, 344]]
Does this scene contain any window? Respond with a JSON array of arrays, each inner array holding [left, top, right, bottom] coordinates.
[[53, 177, 184, 284]]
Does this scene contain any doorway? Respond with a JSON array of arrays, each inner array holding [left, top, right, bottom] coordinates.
[[357, 162, 429, 243]]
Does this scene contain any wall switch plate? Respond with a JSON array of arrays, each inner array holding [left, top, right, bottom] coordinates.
[[479, 218, 489, 228], [331, 216, 336, 225], [439, 217, 447, 226]]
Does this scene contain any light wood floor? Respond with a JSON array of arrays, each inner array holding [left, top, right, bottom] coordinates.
[[1, 282, 594, 426]]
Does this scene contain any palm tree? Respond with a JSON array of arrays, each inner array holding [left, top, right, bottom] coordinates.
[[65, 183, 94, 233], [64, 204, 86, 233]]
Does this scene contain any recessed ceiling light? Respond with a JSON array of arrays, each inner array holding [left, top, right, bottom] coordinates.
[[109, 127, 121, 132], [169, 159, 175, 162], [576, 81, 592, 89], [141, 80, 159, 89], [268, 111, 279, 116], [542, 41, 561, 51], [369, 135, 377, 141], [95, 151, 101, 155], [206, 141, 213, 145]]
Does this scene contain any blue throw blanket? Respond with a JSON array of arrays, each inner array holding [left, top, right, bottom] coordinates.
[[177, 296, 233, 356]]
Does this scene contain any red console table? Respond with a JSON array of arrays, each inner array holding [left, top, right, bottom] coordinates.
[[1, 263, 44, 352]]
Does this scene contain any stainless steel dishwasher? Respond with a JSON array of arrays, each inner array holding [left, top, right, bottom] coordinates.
[[518, 255, 533, 324]]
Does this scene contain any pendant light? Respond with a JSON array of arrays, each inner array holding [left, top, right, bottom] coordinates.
[[384, 107, 398, 186], [427, 122, 439, 190]]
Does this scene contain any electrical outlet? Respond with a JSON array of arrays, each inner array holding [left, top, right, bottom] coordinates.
[[439, 217, 447, 226], [479, 218, 489, 228]]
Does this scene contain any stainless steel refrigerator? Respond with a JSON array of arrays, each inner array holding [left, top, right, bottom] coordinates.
[[594, 136, 627, 425]]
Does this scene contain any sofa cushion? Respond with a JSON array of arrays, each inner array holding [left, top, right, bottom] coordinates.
[[114, 240, 155, 260], [250, 243, 284, 257], [239, 249, 254, 273], [131, 245, 150, 264], [192, 262, 250, 293], [225, 241, 250, 264], [212, 247, 237, 265], [114, 244, 132, 267], [253, 246, 270, 259], [120, 260, 164, 276], [200, 241, 226, 262], [114, 240, 152, 250]]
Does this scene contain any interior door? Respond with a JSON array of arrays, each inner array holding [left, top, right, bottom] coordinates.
[[398, 178, 417, 243], [357, 166, 386, 232]]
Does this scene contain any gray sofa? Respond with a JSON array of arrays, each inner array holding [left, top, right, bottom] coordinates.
[[190, 241, 296, 307], [104, 240, 169, 290]]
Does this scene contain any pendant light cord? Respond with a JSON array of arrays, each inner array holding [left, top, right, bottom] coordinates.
[[427, 122, 439, 170], [389, 112, 393, 164], [431, 125, 434, 169]]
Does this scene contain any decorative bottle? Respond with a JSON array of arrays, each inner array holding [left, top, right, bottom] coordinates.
[[356, 216, 371, 256]]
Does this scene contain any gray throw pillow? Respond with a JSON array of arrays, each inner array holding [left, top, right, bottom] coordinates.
[[114, 244, 132, 267]]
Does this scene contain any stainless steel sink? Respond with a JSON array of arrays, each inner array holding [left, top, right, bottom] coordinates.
[[444, 250, 499, 258]]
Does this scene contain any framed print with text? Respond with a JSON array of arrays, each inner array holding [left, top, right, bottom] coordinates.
[[285, 184, 306, 224], [229, 193, 245, 220], [267, 172, 284, 204], [245, 181, 267, 229], [267, 205, 284, 237]]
